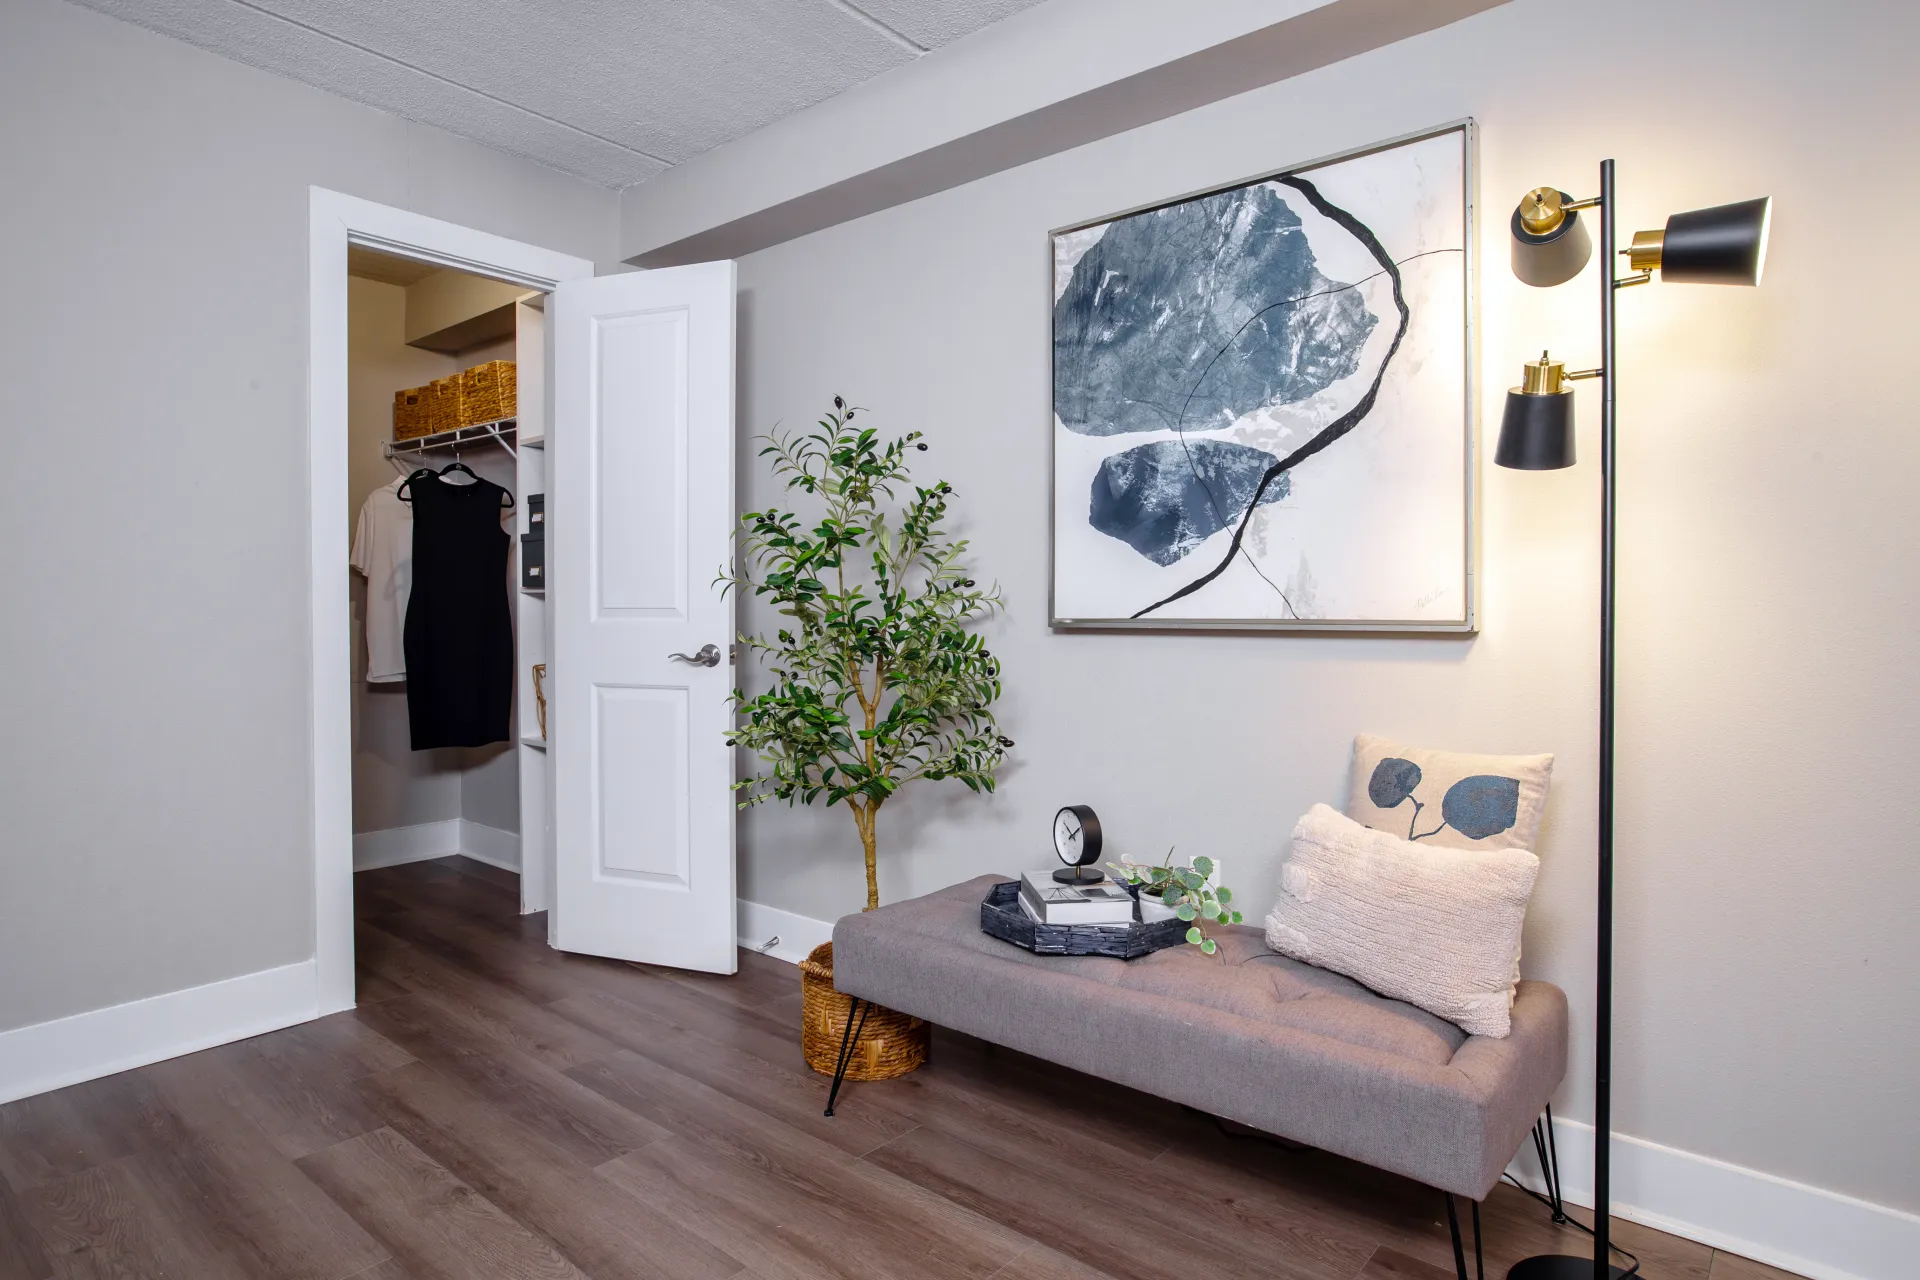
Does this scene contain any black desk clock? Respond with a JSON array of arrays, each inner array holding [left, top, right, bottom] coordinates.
[[1052, 805, 1104, 884]]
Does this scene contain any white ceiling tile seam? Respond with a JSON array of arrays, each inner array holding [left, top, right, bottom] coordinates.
[[217, 0, 673, 166], [824, 0, 928, 54]]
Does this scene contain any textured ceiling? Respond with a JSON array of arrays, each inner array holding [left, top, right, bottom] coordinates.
[[69, 0, 1045, 188]]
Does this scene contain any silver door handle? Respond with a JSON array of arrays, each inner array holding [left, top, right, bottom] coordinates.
[[668, 644, 722, 667]]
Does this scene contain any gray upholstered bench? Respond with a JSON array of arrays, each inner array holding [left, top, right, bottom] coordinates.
[[831, 875, 1569, 1279]]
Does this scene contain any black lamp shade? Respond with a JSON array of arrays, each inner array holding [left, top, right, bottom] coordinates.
[[1660, 196, 1771, 285], [1510, 192, 1593, 288], [1495, 389, 1575, 470]]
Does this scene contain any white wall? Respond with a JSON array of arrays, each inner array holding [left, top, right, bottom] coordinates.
[[0, 0, 615, 1033], [733, 0, 1919, 1225]]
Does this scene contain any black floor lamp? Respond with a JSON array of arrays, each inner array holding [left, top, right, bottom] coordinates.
[[1495, 164, 1771, 1280]]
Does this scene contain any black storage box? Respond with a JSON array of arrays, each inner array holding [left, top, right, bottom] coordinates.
[[527, 492, 545, 535], [520, 532, 544, 590]]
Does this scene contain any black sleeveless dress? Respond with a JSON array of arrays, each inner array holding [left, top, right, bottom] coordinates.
[[403, 470, 514, 749]]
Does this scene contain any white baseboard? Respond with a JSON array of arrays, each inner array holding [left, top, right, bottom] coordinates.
[[353, 819, 520, 872], [459, 820, 521, 872], [736, 898, 835, 965], [354, 818, 461, 869], [0, 960, 318, 1105], [1506, 1113, 1920, 1280]]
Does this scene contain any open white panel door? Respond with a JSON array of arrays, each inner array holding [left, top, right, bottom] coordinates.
[[551, 261, 736, 973]]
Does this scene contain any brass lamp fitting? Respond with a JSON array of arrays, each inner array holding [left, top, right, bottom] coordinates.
[[1519, 187, 1568, 236], [1624, 229, 1665, 272], [1520, 351, 1568, 395]]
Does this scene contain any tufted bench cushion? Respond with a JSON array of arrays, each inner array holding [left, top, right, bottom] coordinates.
[[832, 875, 1567, 1199]]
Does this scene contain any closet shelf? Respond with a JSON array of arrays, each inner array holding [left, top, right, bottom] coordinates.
[[385, 417, 517, 461]]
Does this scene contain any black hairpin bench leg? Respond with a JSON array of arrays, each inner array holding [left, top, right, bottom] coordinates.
[[1473, 1198, 1483, 1280], [1445, 1193, 1484, 1280], [823, 997, 871, 1117], [1530, 1105, 1569, 1223]]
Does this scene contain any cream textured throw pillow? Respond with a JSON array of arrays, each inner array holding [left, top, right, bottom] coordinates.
[[1346, 733, 1554, 852], [1265, 804, 1540, 1037]]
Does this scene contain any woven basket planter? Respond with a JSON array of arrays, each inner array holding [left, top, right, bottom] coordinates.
[[798, 942, 928, 1081]]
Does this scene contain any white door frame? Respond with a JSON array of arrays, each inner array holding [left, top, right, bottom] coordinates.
[[306, 187, 594, 1016]]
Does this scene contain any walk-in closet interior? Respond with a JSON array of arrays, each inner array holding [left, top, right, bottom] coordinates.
[[346, 246, 551, 913]]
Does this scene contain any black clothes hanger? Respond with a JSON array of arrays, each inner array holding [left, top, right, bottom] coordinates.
[[435, 461, 515, 509], [394, 463, 513, 509], [396, 467, 436, 503]]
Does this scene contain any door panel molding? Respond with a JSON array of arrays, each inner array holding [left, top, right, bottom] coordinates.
[[592, 684, 692, 887], [590, 307, 691, 620]]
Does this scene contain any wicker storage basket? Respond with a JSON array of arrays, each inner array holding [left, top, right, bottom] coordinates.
[[424, 375, 464, 435], [799, 942, 928, 1081], [392, 387, 432, 440], [461, 359, 517, 426]]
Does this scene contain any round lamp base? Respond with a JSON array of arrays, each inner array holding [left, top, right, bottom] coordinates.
[[1507, 1256, 1633, 1280]]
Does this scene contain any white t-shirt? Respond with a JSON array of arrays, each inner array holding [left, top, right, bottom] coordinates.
[[350, 478, 413, 683]]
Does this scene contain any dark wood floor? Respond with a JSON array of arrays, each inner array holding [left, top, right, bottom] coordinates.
[[1, 856, 1798, 1280]]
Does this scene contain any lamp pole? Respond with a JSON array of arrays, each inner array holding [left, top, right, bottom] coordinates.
[[1594, 156, 1618, 1280]]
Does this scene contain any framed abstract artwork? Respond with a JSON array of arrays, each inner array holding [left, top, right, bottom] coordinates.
[[1050, 121, 1477, 631]]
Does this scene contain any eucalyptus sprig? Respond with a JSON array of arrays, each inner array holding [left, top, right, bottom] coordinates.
[[719, 397, 1011, 911], [1108, 849, 1244, 954]]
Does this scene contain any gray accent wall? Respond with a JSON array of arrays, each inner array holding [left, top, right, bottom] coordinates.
[[730, 0, 1920, 1215], [0, 0, 614, 1033]]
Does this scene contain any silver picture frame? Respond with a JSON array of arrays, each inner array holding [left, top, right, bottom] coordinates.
[[1048, 119, 1480, 634]]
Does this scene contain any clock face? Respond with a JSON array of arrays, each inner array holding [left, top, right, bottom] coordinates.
[[1053, 805, 1102, 867], [1053, 809, 1083, 864]]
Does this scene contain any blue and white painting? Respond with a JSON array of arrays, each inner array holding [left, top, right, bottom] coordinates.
[[1051, 127, 1473, 628]]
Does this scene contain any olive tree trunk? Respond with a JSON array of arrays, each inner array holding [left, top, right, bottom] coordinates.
[[853, 803, 880, 911]]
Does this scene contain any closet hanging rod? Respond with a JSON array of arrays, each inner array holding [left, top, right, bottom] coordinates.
[[384, 417, 518, 461]]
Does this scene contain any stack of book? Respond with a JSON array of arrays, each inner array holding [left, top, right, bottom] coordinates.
[[1017, 871, 1137, 928]]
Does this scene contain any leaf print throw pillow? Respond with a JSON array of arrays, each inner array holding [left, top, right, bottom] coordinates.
[[1346, 734, 1554, 852]]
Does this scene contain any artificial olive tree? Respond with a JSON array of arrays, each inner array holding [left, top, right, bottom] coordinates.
[[723, 399, 1011, 911]]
